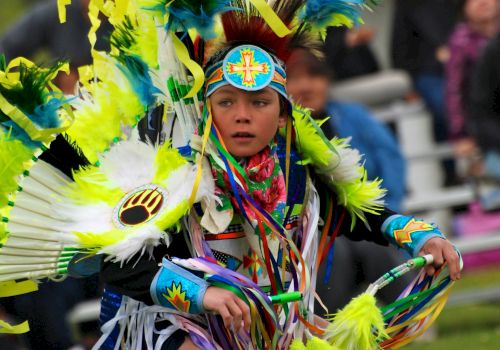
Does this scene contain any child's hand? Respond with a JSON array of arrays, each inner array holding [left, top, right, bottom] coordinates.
[[418, 237, 461, 281], [203, 286, 251, 332]]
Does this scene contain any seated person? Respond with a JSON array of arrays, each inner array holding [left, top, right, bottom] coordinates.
[[470, 32, 500, 185], [445, 0, 499, 156], [324, 26, 380, 81], [286, 42, 412, 312]]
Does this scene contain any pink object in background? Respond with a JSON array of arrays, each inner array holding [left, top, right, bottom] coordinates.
[[453, 201, 500, 270]]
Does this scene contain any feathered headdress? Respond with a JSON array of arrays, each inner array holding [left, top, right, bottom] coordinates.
[[196, 0, 385, 226]]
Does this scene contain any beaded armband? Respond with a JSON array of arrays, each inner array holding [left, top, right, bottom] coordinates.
[[381, 215, 445, 257], [150, 258, 208, 314]]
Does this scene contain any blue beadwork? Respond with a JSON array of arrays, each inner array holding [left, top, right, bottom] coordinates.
[[99, 288, 123, 350], [381, 215, 445, 256], [222, 45, 275, 91], [150, 258, 208, 314]]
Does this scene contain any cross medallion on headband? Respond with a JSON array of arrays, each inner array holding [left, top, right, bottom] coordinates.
[[223, 45, 275, 91]]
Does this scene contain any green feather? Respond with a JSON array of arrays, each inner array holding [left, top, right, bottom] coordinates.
[[0, 55, 6, 71], [0, 62, 65, 117], [110, 16, 137, 52]]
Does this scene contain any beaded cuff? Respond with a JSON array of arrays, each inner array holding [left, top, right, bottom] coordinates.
[[381, 215, 445, 257], [150, 258, 208, 314]]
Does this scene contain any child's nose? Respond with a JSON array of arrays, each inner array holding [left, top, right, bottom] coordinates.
[[234, 103, 252, 123]]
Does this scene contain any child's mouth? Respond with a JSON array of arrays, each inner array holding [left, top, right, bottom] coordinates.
[[232, 132, 255, 139]]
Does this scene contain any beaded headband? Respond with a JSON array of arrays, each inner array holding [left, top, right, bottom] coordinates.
[[205, 45, 289, 108]]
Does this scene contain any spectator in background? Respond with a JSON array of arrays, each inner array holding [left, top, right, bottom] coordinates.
[[446, 0, 499, 154], [391, 0, 459, 144], [0, 0, 112, 94], [470, 32, 500, 181], [324, 26, 380, 81], [286, 42, 410, 313], [287, 45, 405, 212]]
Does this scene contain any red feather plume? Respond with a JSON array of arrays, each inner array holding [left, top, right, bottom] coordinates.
[[220, 0, 304, 62]]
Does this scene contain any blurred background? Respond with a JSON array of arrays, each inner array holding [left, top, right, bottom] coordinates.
[[1, 0, 500, 349]]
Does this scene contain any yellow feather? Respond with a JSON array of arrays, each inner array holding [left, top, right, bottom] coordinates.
[[67, 166, 124, 206], [133, 14, 159, 68], [290, 337, 342, 350], [334, 172, 386, 230], [0, 133, 33, 208], [290, 340, 307, 350], [66, 54, 144, 164], [291, 105, 338, 167], [74, 200, 189, 249], [326, 293, 388, 350], [290, 104, 385, 227], [153, 143, 188, 184], [307, 337, 341, 350]]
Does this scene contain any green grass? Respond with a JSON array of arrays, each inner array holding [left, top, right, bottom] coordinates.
[[406, 327, 500, 350], [405, 267, 500, 350]]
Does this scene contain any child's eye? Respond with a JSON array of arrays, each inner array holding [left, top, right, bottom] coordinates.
[[253, 100, 269, 107], [218, 100, 233, 107]]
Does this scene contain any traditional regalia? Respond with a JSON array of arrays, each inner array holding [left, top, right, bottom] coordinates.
[[0, 1, 460, 349]]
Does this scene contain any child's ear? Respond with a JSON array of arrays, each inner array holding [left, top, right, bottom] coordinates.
[[278, 114, 288, 128]]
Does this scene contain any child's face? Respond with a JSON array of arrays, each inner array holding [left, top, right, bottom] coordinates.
[[465, 0, 498, 23], [210, 85, 287, 158]]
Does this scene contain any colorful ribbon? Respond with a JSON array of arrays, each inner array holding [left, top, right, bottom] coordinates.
[[188, 102, 213, 206], [171, 34, 205, 99], [57, 0, 72, 23], [0, 280, 38, 298], [379, 262, 456, 349], [248, 0, 292, 38], [0, 320, 30, 334]]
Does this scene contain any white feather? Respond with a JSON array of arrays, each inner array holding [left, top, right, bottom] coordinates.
[[14, 191, 55, 217], [161, 166, 195, 203], [10, 206, 68, 231], [330, 146, 364, 182], [0, 255, 60, 264], [22, 176, 62, 204], [0, 263, 64, 274], [99, 139, 156, 192], [0, 269, 64, 282], [2, 236, 65, 251], [29, 160, 72, 195], [198, 159, 216, 202], [101, 225, 166, 263], [314, 140, 363, 183], [7, 223, 77, 243], [0, 247, 62, 257], [52, 202, 115, 234], [159, 162, 215, 209]]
